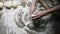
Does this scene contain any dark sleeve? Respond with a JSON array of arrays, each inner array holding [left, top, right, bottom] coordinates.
[[56, 0, 60, 5], [51, 0, 60, 7]]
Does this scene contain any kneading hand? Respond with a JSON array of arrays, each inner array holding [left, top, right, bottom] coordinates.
[[31, 10, 48, 19]]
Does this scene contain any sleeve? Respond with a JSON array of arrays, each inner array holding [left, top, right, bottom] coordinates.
[[46, 0, 60, 8], [57, 0, 60, 5], [53, 0, 60, 6]]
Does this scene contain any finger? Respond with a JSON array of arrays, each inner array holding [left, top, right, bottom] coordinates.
[[31, 13, 39, 17], [34, 9, 39, 13], [31, 10, 34, 13], [31, 14, 36, 16], [30, 9, 35, 14], [32, 17, 38, 19], [33, 11, 37, 14], [32, 15, 40, 19]]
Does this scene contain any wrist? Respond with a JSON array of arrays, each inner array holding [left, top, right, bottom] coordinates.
[[43, 10, 50, 15], [45, 9, 52, 14]]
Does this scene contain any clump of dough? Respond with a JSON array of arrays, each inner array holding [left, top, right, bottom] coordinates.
[[0, 2, 3, 9], [12, 1, 18, 9], [4, 1, 12, 9]]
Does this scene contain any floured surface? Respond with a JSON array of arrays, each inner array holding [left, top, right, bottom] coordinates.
[[0, 0, 38, 34], [0, 0, 59, 34]]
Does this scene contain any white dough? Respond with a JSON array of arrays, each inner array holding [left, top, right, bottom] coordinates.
[[12, 1, 18, 8], [0, 2, 3, 8], [4, 1, 12, 8]]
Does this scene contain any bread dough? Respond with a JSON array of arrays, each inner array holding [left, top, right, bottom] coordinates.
[[12, 1, 18, 8], [0, 2, 3, 9], [4, 1, 12, 9]]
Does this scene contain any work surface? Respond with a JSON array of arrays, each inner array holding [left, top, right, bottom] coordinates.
[[0, 0, 59, 34]]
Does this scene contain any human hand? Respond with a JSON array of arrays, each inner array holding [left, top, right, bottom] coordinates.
[[31, 10, 47, 19]]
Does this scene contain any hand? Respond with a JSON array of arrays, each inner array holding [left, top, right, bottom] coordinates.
[[31, 10, 47, 19]]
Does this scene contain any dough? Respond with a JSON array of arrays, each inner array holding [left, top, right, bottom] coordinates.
[[12, 1, 18, 8], [4, 1, 12, 9], [0, 2, 3, 9]]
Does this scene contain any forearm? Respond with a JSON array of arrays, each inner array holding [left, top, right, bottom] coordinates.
[[31, 0, 37, 13], [38, 5, 60, 17], [46, 5, 60, 13]]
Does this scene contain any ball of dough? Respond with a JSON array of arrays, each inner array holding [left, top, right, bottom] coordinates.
[[4, 1, 12, 9], [0, 2, 3, 9], [12, 1, 18, 8]]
